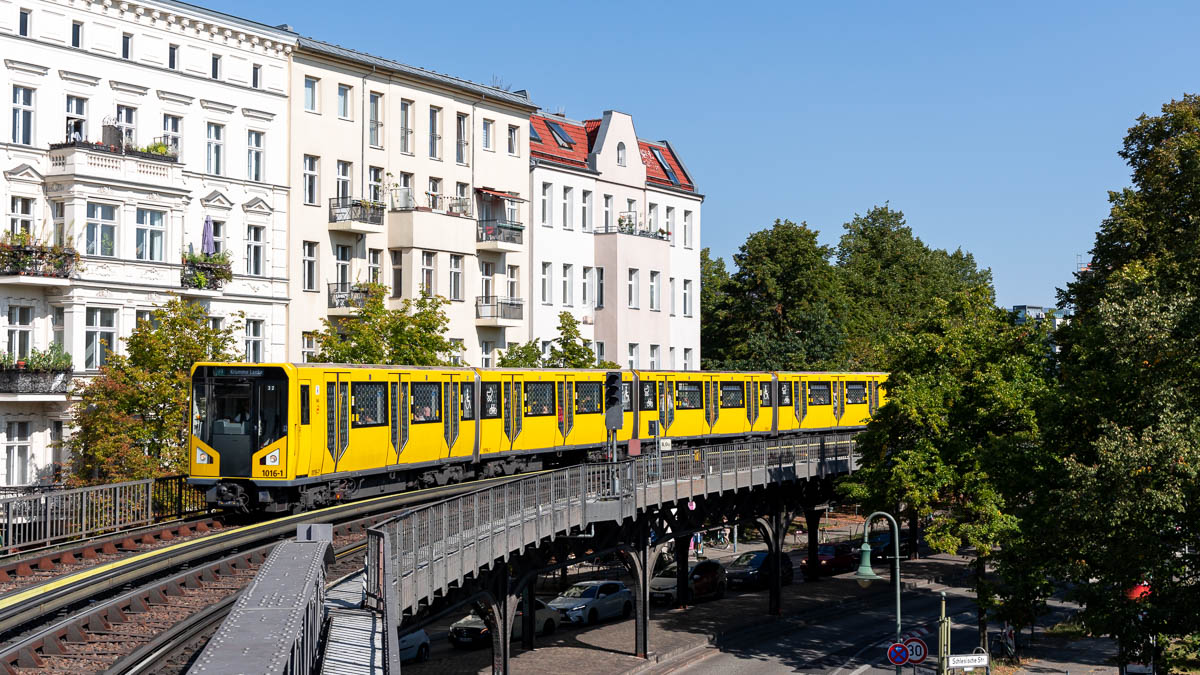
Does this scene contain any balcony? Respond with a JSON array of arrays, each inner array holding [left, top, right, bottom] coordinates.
[[48, 138, 182, 187], [475, 296, 524, 328], [0, 345, 73, 401], [180, 253, 232, 295], [387, 188, 477, 254], [329, 197, 386, 234], [328, 282, 370, 315], [594, 212, 671, 241], [476, 221, 524, 253], [0, 238, 78, 286]]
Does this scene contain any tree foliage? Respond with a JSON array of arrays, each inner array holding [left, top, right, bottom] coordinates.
[[67, 297, 238, 483], [313, 284, 458, 366], [499, 312, 620, 369]]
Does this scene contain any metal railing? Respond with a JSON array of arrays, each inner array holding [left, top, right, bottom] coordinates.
[[425, 193, 472, 216], [595, 214, 671, 241], [389, 187, 416, 211], [329, 197, 385, 225], [475, 296, 524, 320], [476, 222, 524, 245], [328, 282, 370, 310], [399, 126, 413, 154], [0, 474, 206, 553]]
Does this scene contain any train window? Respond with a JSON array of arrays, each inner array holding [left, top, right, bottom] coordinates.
[[809, 382, 832, 406], [411, 382, 442, 423], [621, 383, 632, 411], [676, 382, 703, 409], [300, 385, 310, 425], [639, 381, 657, 411], [779, 382, 792, 406], [481, 383, 502, 418], [257, 379, 288, 448], [720, 382, 745, 408], [576, 382, 602, 414], [524, 382, 555, 417], [326, 382, 336, 455], [352, 382, 387, 428], [460, 382, 474, 420], [846, 382, 868, 405], [759, 382, 772, 406]]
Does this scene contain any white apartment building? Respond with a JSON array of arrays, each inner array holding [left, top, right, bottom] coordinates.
[[0, 0, 294, 484], [288, 38, 536, 367], [527, 111, 702, 370]]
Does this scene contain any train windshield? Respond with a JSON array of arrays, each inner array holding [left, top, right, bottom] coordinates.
[[192, 366, 288, 476]]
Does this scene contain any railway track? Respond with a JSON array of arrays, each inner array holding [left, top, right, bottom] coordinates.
[[0, 474, 526, 674]]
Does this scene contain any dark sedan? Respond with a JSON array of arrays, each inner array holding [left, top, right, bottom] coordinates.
[[725, 550, 794, 589], [804, 542, 857, 577]]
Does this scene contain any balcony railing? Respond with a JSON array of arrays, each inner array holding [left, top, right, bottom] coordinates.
[[180, 256, 233, 291], [0, 369, 73, 395], [427, 194, 473, 217], [390, 187, 417, 211], [329, 197, 385, 225], [0, 243, 78, 278], [595, 217, 671, 241], [49, 138, 179, 163], [476, 222, 524, 245], [475, 296, 524, 320], [329, 282, 370, 310]]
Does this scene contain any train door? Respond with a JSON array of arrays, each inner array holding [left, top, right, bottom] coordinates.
[[658, 374, 674, 435], [503, 373, 523, 450], [833, 377, 846, 425], [297, 379, 311, 479], [443, 373, 460, 459], [389, 373, 408, 467], [703, 374, 720, 434], [557, 374, 574, 446], [323, 372, 350, 475]]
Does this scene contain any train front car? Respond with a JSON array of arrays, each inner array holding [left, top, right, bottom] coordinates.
[[189, 362, 295, 511]]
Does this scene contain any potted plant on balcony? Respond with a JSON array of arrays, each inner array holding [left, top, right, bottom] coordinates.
[[0, 231, 79, 278], [0, 344, 73, 394], [617, 215, 635, 233], [181, 249, 234, 290]]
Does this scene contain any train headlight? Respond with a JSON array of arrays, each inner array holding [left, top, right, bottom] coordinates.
[[195, 448, 212, 465], [261, 449, 280, 466]]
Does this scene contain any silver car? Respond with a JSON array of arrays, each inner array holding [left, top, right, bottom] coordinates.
[[545, 580, 633, 625]]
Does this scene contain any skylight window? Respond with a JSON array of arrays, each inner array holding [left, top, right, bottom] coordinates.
[[650, 147, 680, 186], [529, 121, 543, 143], [544, 120, 574, 149]]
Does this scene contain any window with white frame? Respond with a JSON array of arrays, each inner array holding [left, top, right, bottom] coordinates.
[[603, 195, 613, 230], [368, 166, 383, 203], [65, 95, 86, 141], [480, 261, 494, 298], [595, 267, 605, 308], [582, 190, 592, 231], [247, 131, 264, 182], [206, 123, 223, 175], [5, 421, 29, 486], [51, 306, 63, 347], [11, 86, 33, 146], [135, 309, 160, 330], [683, 347, 693, 370], [121, 32, 132, 59], [85, 203, 115, 257], [540, 262, 552, 304], [482, 119, 494, 150], [449, 338, 463, 365], [420, 251, 435, 294], [369, 249, 382, 283], [50, 201, 64, 245], [627, 343, 638, 369], [562, 187, 573, 230], [455, 113, 468, 164], [303, 156, 318, 205], [302, 241, 317, 291], [399, 99, 412, 153], [7, 306, 31, 359], [9, 197, 32, 235], [562, 263, 573, 306], [666, 207, 675, 245], [481, 340, 494, 368], [301, 333, 316, 362], [336, 161, 351, 200], [71, 21, 83, 48], [617, 142, 626, 166], [246, 225, 264, 276], [507, 125, 519, 155], [115, 105, 136, 145], [506, 265, 519, 298], [683, 279, 693, 316], [304, 77, 318, 112], [337, 84, 352, 119], [135, 208, 165, 261], [449, 254, 463, 301], [669, 277, 676, 315], [582, 266, 592, 307], [595, 341, 605, 364], [85, 307, 115, 369], [540, 183, 552, 227], [369, 92, 383, 147], [648, 203, 658, 231], [684, 210, 693, 248], [428, 106, 441, 159], [335, 245, 351, 285], [168, 43, 178, 68], [627, 268, 639, 308], [210, 54, 221, 80], [162, 114, 181, 156], [391, 250, 403, 298], [670, 346, 676, 369], [252, 64, 262, 89], [244, 319, 263, 362], [211, 219, 225, 253], [18, 8, 30, 36], [208, 316, 222, 332], [650, 344, 660, 369], [649, 271, 661, 311]]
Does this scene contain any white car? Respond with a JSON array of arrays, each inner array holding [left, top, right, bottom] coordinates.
[[448, 598, 558, 648], [397, 628, 430, 662], [545, 580, 633, 625]]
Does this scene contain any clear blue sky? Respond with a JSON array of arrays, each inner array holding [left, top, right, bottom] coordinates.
[[204, 0, 1200, 309]]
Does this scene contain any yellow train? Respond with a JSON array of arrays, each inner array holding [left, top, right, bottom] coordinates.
[[188, 363, 887, 512]]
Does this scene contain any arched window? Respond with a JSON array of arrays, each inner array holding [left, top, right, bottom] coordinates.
[[617, 142, 626, 166]]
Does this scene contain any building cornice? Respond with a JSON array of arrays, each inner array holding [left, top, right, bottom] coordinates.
[[5, 59, 48, 77]]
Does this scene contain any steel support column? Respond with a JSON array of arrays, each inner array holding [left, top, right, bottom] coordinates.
[[617, 523, 657, 659], [805, 507, 823, 582], [520, 582, 535, 651], [480, 572, 517, 675], [673, 535, 690, 608], [755, 504, 786, 617]]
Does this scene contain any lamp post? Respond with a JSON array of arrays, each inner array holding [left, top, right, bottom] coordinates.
[[855, 511, 902, 675]]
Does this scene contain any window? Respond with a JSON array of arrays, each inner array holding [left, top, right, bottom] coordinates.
[[809, 382, 832, 406], [684, 211, 693, 248], [541, 340, 551, 357], [648, 203, 658, 230], [720, 382, 745, 408], [122, 33, 132, 59], [595, 341, 605, 365], [51, 201, 64, 245], [71, 21, 82, 48], [399, 99, 412, 153], [479, 261, 495, 298], [5, 422, 29, 486], [337, 84, 351, 119], [335, 245, 350, 285], [670, 346, 677, 370], [7, 306, 31, 359], [368, 166, 383, 203], [11, 86, 33, 146], [352, 382, 387, 428], [369, 92, 382, 147], [617, 142, 626, 166], [846, 382, 868, 405], [65, 95, 86, 141], [206, 123, 223, 175], [540, 262, 552, 304], [18, 9, 29, 36], [428, 106, 441, 159], [627, 268, 639, 308], [482, 119, 494, 150], [603, 195, 613, 230], [595, 267, 605, 308], [115, 105, 135, 145], [449, 254, 463, 301], [301, 333, 316, 362], [669, 277, 676, 315], [210, 54, 221, 80], [391, 250, 403, 298], [627, 343, 639, 369], [335, 161, 352, 201], [244, 319, 263, 362], [135, 208, 164, 261], [582, 191, 592, 231], [545, 120, 574, 148], [666, 207, 676, 245], [651, 146, 681, 185], [455, 113, 468, 164], [524, 382, 555, 417], [427, 177, 441, 202], [683, 348, 693, 370], [649, 345, 660, 370], [367, 248, 381, 284], [562, 187, 573, 230], [582, 266, 592, 307], [208, 316, 222, 332], [529, 121, 542, 143], [51, 307, 64, 347], [9, 197, 32, 235], [135, 309, 159, 329], [162, 114, 181, 156], [252, 64, 262, 89], [210, 219, 225, 252], [540, 182, 552, 227], [683, 280, 693, 316], [246, 225, 264, 276], [506, 265, 518, 298], [411, 382, 441, 423], [302, 241, 317, 291], [247, 131, 264, 182], [304, 77, 318, 112], [420, 251, 435, 294], [84, 307, 115, 369], [677, 382, 703, 409], [649, 271, 660, 311], [302, 155, 318, 205], [562, 264, 573, 306], [507, 125, 519, 155], [448, 339, 463, 365], [480, 340, 494, 368], [85, 202, 115, 257]]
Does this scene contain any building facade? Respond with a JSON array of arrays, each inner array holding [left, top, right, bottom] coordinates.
[[0, 0, 294, 484]]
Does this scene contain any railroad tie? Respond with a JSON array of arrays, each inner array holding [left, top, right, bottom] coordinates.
[[36, 557, 54, 572], [103, 607, 127, 624], [183, 574, 202, 589], [86, 614, 110, 634], [177, 525, 193, 536], [59, 552, 77, 565], [195, 522, 210, 533], [101, 541, 119, 555], [14, 562, 33, 577], [199, 568, 217, 582], [159, 528, 175, 541], [148, 588, 168, 604], [218, 561, 235, 575], [164, 581, 185, 597], [41, 635, 67, 655], [65, 623, 87, 643], [81, 547, 99, 559], [127, 596, 149, 613], [0, 568, 10, 582], [16, 646, 43, 668], [140, 533, 157, 546], [118, 538, 138, 551]]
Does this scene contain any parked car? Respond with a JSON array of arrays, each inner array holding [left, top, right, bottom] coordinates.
[[867, 531, 912, 561], [546, 580, 632, 625], [725, 550, 794, 588], [448, 598, 558, 648], [648, 559, 727, 603], [806, 542, 857, 576], [397, 628, 430, 663]]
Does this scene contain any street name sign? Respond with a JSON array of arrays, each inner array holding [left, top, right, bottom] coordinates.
[[887, 643, 910, 665], [947, 654, 989, 668], [904, 637, 928, 664]]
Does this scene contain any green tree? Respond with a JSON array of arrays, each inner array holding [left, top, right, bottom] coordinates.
[[313, 284, 458, 365], [499, 312, 619, 369], [67, 297, 238, 483], [699, 247, 732, 369]]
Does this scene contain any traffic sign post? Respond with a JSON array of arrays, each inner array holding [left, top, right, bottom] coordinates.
[[888, 643, 910, 666], [904, 638, 928, 665]]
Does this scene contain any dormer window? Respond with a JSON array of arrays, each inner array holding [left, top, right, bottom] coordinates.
[[545, 120, 574, 149], [649, 146, 680, 186], [617, 142, 626, 166], [529, 121, 542, 144]]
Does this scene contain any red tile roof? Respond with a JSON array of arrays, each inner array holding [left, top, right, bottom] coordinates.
[[530, 115, 589, 169], [639, 140, 694, 192], [583, 119, 602, 152]]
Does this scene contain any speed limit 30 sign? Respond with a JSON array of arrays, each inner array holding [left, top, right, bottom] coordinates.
[[904, 637, 929, 664]]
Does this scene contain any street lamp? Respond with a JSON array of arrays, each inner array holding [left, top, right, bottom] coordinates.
[[854, 511, 902, 675]]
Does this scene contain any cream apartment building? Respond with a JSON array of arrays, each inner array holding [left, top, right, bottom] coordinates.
[[287, 38, 536, 367], [0, 0, 293, 484], [527, 110, 702, 370]]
